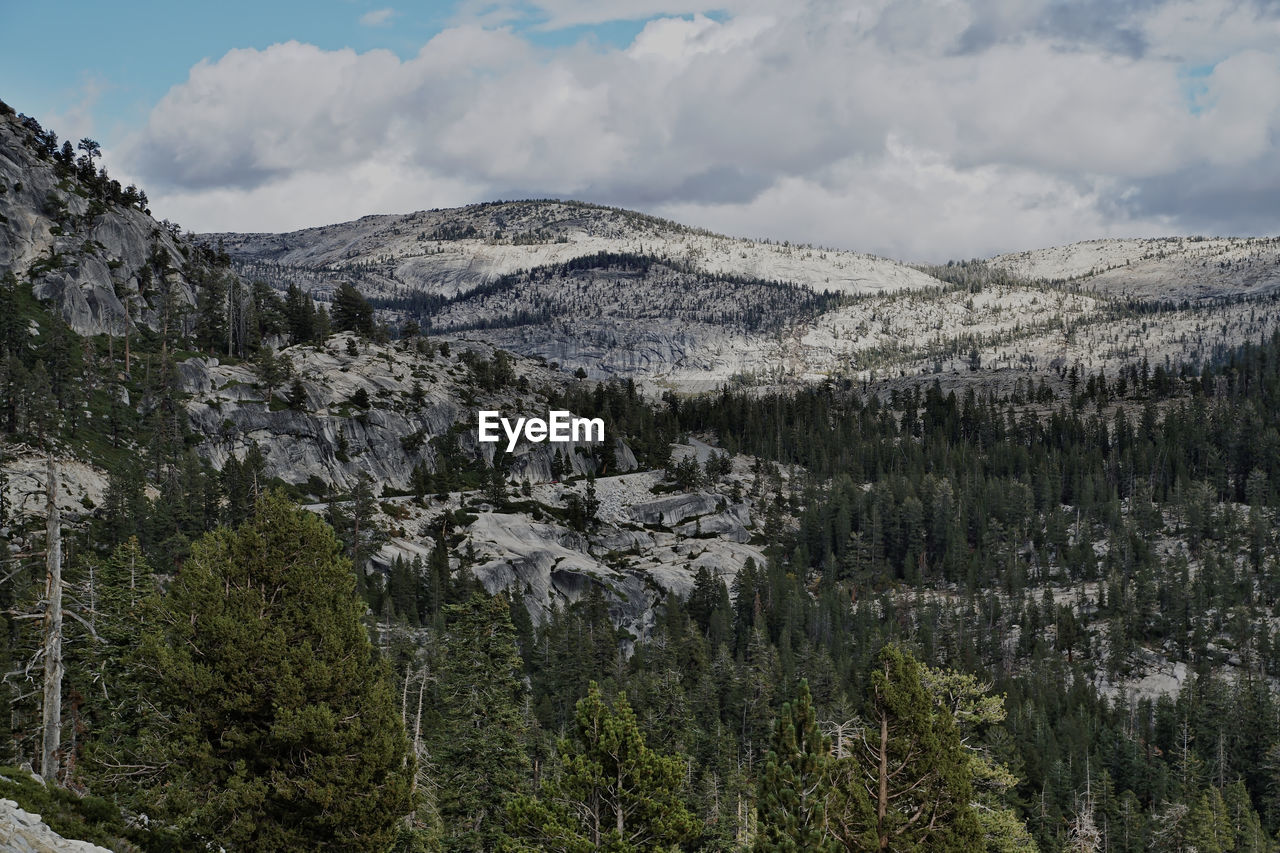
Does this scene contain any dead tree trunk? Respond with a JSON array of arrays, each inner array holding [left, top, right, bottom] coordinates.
[[41, 456, 63, 784]]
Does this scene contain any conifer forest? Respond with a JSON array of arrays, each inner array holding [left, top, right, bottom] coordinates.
[[3, 96, 1280, 853]]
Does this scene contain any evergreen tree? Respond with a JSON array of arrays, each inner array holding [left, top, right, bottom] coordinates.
[[332, 282, 375, 336], [254, 345, 291, 400], [433, 593, 531, 851], [1185, 787, 1234, 853], [755, 679, 836, 851], [284, 283, 316, 344], [110, 492, 412, 851], [508, 681, 696, 851], [827, 645, 982, 851]]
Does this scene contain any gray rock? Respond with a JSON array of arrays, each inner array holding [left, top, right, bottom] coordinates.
[[627, 492, 723, 527], [0, 798, 114, 853], [0, 110, 202, 336]]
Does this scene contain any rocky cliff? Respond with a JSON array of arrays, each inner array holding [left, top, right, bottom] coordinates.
[[368, 441, 770, 640], [0, 102, 206, 336], [180, 332, 635, 491], [174, 335, 765, 639]]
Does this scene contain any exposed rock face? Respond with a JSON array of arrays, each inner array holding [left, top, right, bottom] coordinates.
[[0, 107, 200, 335], [0, 797, 113, 853], [374, 452, 773, 641], [181, 334, 634, 490], [627, 492, 724, 526], [165, 334, 774, 640]]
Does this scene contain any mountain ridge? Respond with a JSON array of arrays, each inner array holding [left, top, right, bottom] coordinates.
[[206, 200, 1280, 390]]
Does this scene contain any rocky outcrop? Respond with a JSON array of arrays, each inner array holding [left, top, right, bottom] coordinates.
[[0, 798, 112, 853], [181, 334, 636, 490], [0, 106, 201, 335], [372, 456, 771, 640], [627, 492, 724, 526], [171, 335, 772, 640]]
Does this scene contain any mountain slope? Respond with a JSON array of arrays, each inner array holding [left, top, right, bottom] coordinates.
[[988, 235, 1280, 299], [0, 100, 218, 336], [211, 205, 1280, 390], [208, 199, 941, 300]]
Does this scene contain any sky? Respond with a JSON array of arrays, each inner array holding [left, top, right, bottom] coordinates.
[[3, 0, 1280, 261]]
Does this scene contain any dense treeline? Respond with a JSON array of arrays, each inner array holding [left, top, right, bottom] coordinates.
[[453, 330, 1280, 852]]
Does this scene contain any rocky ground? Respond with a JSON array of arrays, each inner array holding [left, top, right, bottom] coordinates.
[[365, 441, 773, 640], [181, 332, 630, 491], [0, 796, 112, 853]]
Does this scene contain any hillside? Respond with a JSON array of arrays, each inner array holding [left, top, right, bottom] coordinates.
[[208, 199, 941, 300], [210, 206, 1280, 390], [989, 235, 1280, 299], [0, 101, 218, 336]]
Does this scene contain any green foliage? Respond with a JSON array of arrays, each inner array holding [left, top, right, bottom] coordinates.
[[114, 492, 413, 851], [755, 680, 836, 852], [507, 682, 696, 852], [827, 645, 983, 851], [284, 283, 325, 345], [0, 767, 141, 850], [431, 593, 532, 851], [253, 345, 292, 398], [332, 282, 375, 336]]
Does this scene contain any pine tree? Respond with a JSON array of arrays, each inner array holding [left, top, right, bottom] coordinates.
[[432, 593, 531, 851], [827, 645, 982, 851], [85, 538, 152, 705], [1185, 787, 1233, 853], [332, 282, 374, 336], [286, 377, 308, 411], [507, 681, 696, 851], [755, 679, 836, 851], [387, 556, 418, 625], [110, 491, 412, 851], [687, 564, 720, 636], [254, 345, 291, 400]]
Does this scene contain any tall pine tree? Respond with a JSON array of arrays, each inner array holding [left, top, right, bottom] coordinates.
[[110, 491, 412, 851], [755, 679, 836, 852]]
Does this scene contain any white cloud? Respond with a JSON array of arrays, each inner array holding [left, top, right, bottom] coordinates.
[[119, 0, 1280, 257], [657, 140, 1180, 262], [42, 75, 107, 149], [1141, 0, 1280, 63], [627, 13, 775, 63], [359, 7, 396, 27], [152, 159, 485, 234]]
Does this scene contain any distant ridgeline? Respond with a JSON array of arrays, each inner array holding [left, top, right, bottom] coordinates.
[[368, 250, 843, 335]]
